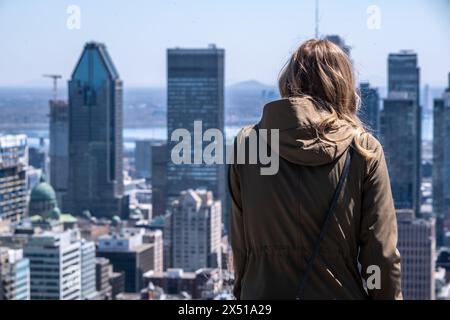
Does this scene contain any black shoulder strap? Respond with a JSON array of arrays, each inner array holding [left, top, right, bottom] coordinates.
[[295, 147, 354, 300]]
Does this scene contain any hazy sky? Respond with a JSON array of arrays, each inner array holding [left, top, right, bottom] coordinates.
[[0, 0, 449, 87]]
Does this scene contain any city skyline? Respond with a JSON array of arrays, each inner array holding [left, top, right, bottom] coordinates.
[[0, 0, 449, 88]]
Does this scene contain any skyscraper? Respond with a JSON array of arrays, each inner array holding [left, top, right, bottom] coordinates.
[[167, 189, 221, 272], [433, 73, 450, 243], [65, 42, 128, 218], [49, 100, 69, 206], [166, 45, 226, 229], [359, 82, 380, 136], [381, 51, 421, 214], [397, 209, 435, 300], [0, 134, 28, 223]]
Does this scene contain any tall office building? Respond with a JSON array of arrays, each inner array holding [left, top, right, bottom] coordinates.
[[0, 248, 30, 300], [96, 230, 154, 293], [359, 82, 380, 136], [49, 100, 69, 206], [65, 42, 128, 218], [134, 140, 152, 179], [166, 45, 226, 229], [381, 51, 421, 214], [0, 135, 28, 223], [397, 209, 435, 300], [433, 73, 450, 243], [167, 189, 221, 272], [24, 230, 82, 300], [151, 143, 167, 217]]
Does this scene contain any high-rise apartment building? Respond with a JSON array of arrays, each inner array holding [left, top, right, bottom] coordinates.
[[397, 209, 435, 300], [65, 42, 128, 218], [167, 189, 221, 271], [0, 134, 28, 223], [166, 45, 226, 229]]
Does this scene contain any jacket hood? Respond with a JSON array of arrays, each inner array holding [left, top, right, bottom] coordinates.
[[258, 97, 354, 166]]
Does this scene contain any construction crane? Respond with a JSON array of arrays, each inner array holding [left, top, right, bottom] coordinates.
[[43, 74, 62, 101]]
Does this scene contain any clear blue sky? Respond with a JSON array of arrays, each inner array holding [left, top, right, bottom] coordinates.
[[0, 0, 449, 87]]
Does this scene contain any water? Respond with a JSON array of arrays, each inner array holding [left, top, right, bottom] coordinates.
[[11, 126, 245, 151]]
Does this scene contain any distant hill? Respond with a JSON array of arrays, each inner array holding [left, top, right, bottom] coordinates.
[[228, 80, 276, 92]]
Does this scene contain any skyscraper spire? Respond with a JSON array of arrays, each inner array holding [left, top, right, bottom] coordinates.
[[315, 0, 319, 38]]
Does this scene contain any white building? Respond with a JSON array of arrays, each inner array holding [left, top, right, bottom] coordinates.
[[24, 229, 95, 300], [0, 247, 30, 300], [168, 189, 222, 272]]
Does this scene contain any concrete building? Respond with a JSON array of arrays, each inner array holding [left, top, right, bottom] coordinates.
[[143, 268, 221, 299], [80, 239, 96, 299], [397, 209, 435, 300], [24, 229, 82, 300], [167, 189, 221, 271], [96, 230, 153, 293], [65, 42, 128, 218], [0, 134, 28, 222], [0, 247, 30, 300]]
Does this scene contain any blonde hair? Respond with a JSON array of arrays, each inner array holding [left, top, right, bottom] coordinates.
[[278, 39, 374, 158]]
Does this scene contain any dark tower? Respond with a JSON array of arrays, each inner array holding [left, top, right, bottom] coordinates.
[[64, 42, 128, 218]]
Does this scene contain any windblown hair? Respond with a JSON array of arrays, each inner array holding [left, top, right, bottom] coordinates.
[[278, 39, 374, 158]]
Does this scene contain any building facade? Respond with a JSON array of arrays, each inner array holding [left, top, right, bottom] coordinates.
[[24, 230, 82, 300], [0, 248, 30, 300], [381, 51, 421, 214], [433, 73, 450, 241], [397, 209, 435, 300], [49, 100, 69, 206], [65, 42, 128, 218], [359, 82, 380, 136], [167, 189, 221, 271], [0, 134, 28, 223], [166, 45, 226, 229]]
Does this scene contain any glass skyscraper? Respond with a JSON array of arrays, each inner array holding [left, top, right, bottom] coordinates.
[[64, 42, 128, 218], [381, 51, 421, 215], [166, 45, 226, 228]]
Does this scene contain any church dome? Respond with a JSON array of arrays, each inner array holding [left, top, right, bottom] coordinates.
[[30, 177, 56, 202]]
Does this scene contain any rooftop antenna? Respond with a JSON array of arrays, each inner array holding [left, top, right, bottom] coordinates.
[[315, 0, 319, 38], [43, 74, 62, 101]]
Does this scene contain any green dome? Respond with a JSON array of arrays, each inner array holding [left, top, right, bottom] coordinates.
[[30, 181, 56, 202]]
